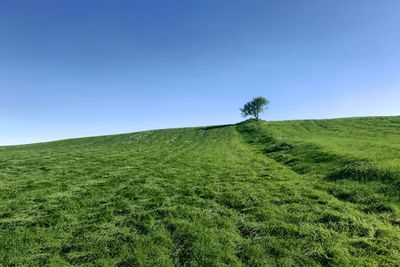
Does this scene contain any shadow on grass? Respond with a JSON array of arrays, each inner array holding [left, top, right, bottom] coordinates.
[[236, 120, 399, 188], [236, 120, 348, 177], [201, 124, 234, 131]]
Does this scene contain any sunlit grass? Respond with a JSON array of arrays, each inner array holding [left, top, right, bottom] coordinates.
[[0, 117, 399, 266]]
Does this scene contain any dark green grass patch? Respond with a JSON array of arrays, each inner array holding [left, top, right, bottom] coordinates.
[[236, 120, 349, 177], [328, 160, 379, 182]]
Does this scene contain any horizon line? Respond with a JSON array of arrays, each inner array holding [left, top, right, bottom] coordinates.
[[1, 114, 399, 147]]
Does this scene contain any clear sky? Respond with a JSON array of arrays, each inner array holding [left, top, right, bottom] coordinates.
[[1, 0, 399, 145]]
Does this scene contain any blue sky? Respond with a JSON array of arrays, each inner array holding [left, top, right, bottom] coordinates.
[[1, 0, 399, 145]]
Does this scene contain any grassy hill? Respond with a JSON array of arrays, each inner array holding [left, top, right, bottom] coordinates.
[[1, 116, 400, 266]]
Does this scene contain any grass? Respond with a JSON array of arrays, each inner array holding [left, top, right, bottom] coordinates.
[[0, 116, 400, 266]]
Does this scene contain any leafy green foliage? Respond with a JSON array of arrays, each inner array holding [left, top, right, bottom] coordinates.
[[0, 116, 400, 266], [240, 97, 269, 120]]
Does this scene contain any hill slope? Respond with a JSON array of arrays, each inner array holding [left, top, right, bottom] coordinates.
[[1, 117, 400, 266]]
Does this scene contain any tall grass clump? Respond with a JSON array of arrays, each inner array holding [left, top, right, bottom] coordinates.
[[327, 161, 380, 182], [327, 160, 398, 184]]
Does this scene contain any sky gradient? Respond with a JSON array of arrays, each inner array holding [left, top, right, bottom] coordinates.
[[1, 0, 399, 145]]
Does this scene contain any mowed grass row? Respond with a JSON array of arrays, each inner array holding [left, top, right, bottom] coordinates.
[[0, 118, 400, 266], [266, 116, 400, 173]]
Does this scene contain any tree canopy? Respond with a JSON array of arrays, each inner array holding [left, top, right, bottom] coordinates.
[[240, 97, 269, 120]]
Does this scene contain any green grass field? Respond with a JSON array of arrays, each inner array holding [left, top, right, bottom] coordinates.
[[1, 116, 399, 266]]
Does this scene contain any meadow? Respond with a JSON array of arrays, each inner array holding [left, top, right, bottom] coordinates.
[[0, 116, 399, 266]]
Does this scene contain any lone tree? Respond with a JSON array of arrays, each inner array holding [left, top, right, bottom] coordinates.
[[240, 96, 269, 120]]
